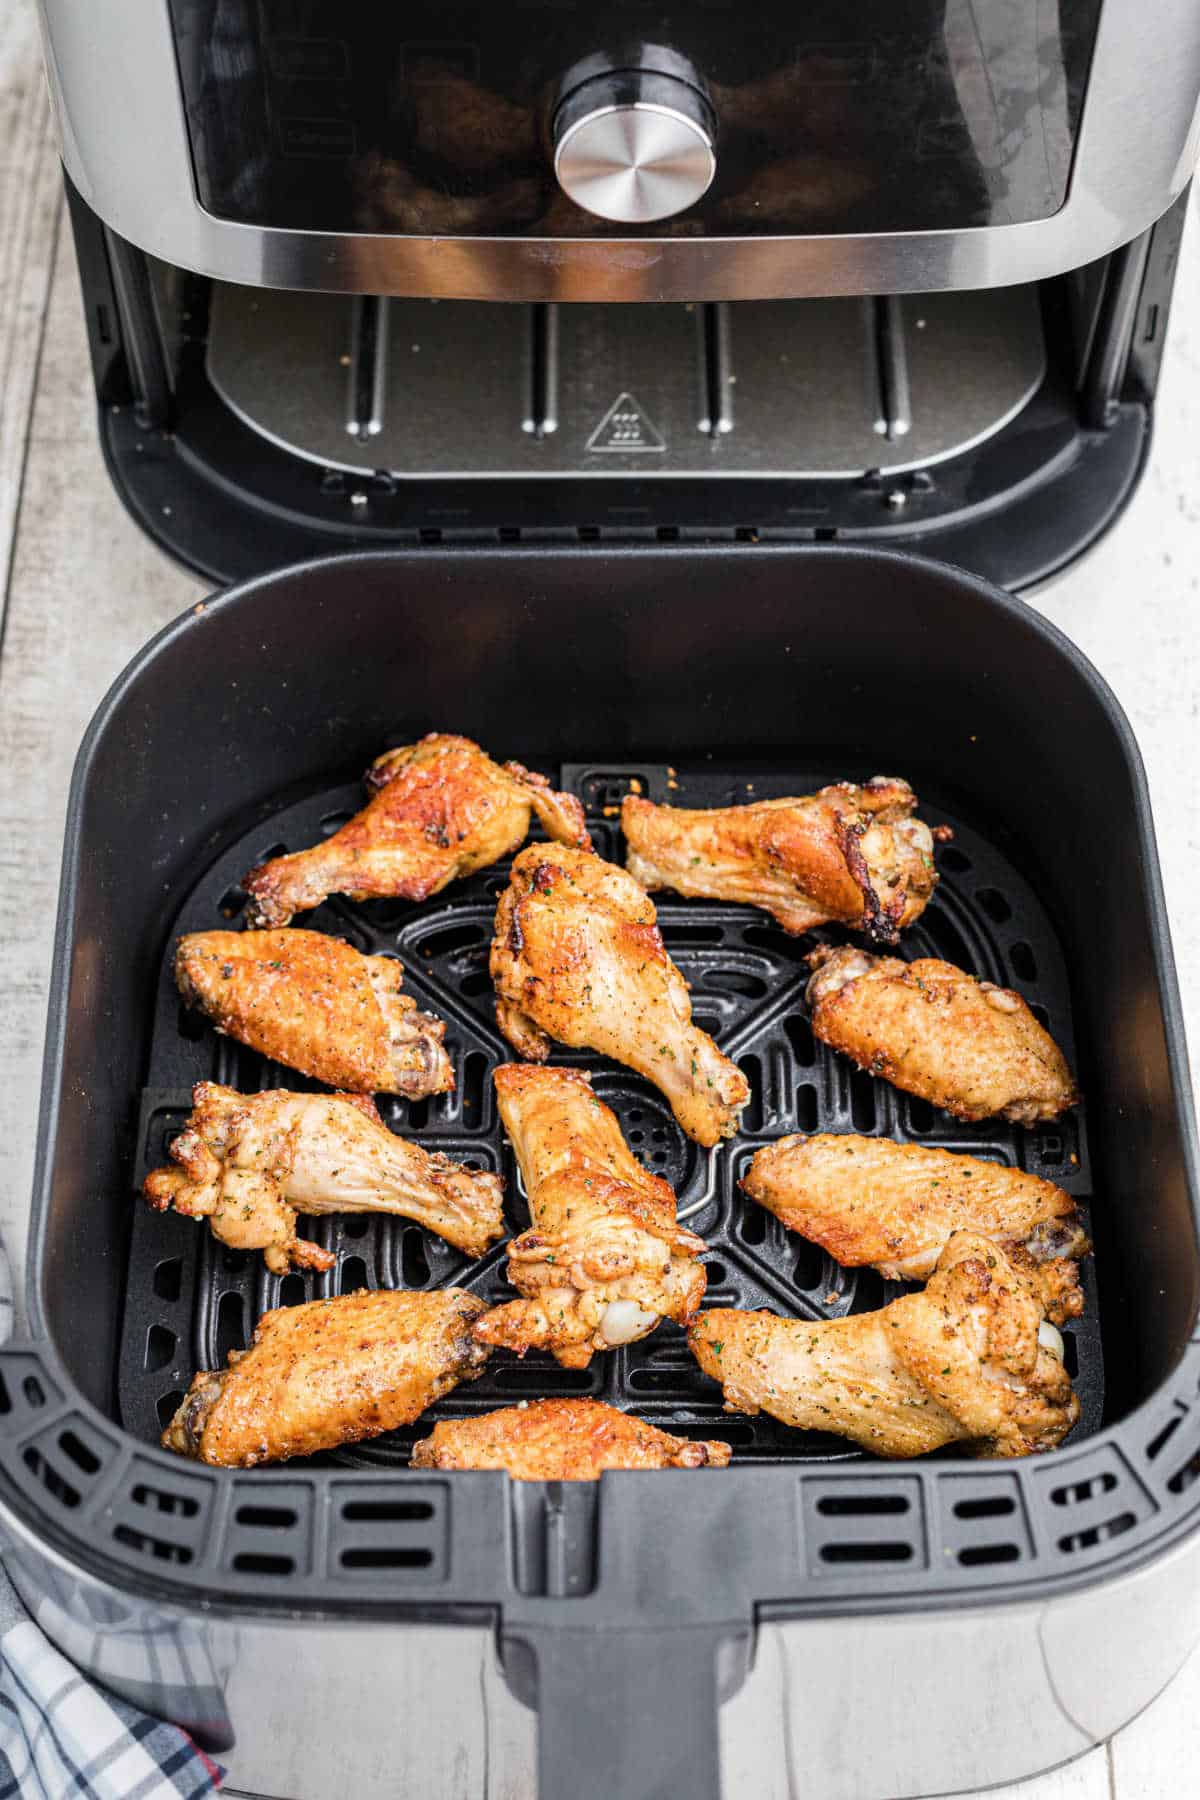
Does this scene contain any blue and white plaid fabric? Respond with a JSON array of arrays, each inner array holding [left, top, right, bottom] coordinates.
[[0, 1244, 224, 1799], [0, 1621, 223, 1798]]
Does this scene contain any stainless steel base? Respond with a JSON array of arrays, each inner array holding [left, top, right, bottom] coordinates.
[[205, 284, 1045, 480], [5, 1509, 1199, 1800]]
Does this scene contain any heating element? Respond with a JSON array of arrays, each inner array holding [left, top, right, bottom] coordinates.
[[205, 285, 1046, 481]]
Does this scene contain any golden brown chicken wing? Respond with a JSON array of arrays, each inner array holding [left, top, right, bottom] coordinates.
[[411, 1398, 731, 1478], [742, 1134, 1087, 1324], [162, 1288, 490, 1467], [474, 1065, 708, 1368], [175, 929, 453, 1097], [243, 733, 590, 928], [144, 1082, 505, 1273], [806, 946, 1078, 1124], [623, 778, 936, 942], [490, 845, 749, 1145], [689, 1233, 1078, 1458]]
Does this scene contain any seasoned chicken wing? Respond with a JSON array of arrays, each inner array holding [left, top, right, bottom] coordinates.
[[163, 1288, 490, 1467], [175, 929, 453, 1097], [490, 845, 749, 1145], [623, 777, 937, 942], [243, 732, 590, 929], [743, 1134, 1087, 1324], [411, 1398, 731, 1478], [690, 1233, 1078, 1458], [806, 946, 1078, 1124], [144, 1082, 505, 1273], [474, 1065, 708, 1367]]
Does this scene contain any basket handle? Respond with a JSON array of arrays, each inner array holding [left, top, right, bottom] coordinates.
[[508, 1623, 735, 1800]]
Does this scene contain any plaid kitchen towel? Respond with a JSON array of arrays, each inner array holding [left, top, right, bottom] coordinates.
[[0, 1245, 224, 1799]]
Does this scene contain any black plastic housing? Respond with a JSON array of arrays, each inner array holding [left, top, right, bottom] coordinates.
[[64, 176, 1191, 591], [3, 547, 1200, 1794]]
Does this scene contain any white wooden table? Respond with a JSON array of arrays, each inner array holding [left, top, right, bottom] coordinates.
[[1, 5, 1198, 1794]]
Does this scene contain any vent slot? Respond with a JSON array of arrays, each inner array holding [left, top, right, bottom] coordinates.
[[236, 1504, 296, 1529], [958, 1542, 1021, 1566], [339, 1546, 433, 1569], [975, 887, 1012, 924], [342, 1499, 433, 1523], [145, 1325, 176, 1372], [23, 1447, 79, 1509], [817, 1494, 909, 1517], [1168, 1450, 1200, 1495], [114, 1524, 194, 1565], [153, 1258, 183, 1302], [1051, 1471, 1118, 1506], [339, 1256, 369, 1295], [820, 1541, 913, 1564], [58, 1430, 101, 1477], [953, 1496, 1014, 1521], [1058, 1513, 1136, 1553], [1146, 1409, 1186, 1461], [132, 1483, 199, 1518], [233, 1551, 294, 1574]]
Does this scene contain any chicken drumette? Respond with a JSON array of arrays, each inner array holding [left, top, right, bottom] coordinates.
[[743, 1134, 1087, 1324], [806, 946, 1078, 1124], [243, 733, 590, 929], [175, 930, 453, 1097], [144, 1083, 505, 1272], [473, 1065, 708, 1367], [622, 777, 938, 943], [690, 1233, 1078, 1458], [163, 1288, 490, 1467], [490, 844, 749, 1145], [411, 1398, 731, 1478]]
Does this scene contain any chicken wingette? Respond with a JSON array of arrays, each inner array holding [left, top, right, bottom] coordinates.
[[806, 946, 1078, 1124], [743, 1134, 1087, 1324], [243, 732, 590, 928], [175, 929, 453, 1097], [411, 1398, 731, 1478], [623, 777, 938, 942], [490, 844, 749, 1145], [689, 1233, 1078, 1458], [162, 1288, 490, 1467], [144, 1083, 505, 1272], [473, 1065, 708, 1367]]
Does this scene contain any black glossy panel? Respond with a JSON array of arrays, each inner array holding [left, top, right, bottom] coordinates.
[[169, 0, 1101, 236]]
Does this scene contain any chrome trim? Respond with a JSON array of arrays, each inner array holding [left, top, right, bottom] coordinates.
[[34, 3, 1200, 300], [3, 1486, 1200, 1800], [553, 103, 716, 225]]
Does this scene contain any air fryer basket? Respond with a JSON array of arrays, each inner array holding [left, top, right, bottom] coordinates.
[[2, 547, 1198, 1799]]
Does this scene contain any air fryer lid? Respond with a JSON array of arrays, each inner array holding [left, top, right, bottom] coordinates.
[[4, 547, 1199, 1800]]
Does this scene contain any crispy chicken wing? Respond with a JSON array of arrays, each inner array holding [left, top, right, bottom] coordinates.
[[144, 1082, 505, 1273], [411, 1398, 731, 1477], [162, 1288, 490, 1467], [474, 1065, 708, 1367], [243, 733, 589, 928], [689, 1233, 1078, 1458], [490, 845, 749, 1145], [743, 1134, 1087, 1324], [623, 777, 937, 942], [176, 929, 453, 1097], [806, 946, 1078, 1124]]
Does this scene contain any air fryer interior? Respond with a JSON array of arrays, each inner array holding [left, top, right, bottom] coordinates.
[[116, 763, 1104, 1459], [33, 546, 1198, 1439]]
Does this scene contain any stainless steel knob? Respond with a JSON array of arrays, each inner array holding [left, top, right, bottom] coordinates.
[[553, 66, 716, 224]]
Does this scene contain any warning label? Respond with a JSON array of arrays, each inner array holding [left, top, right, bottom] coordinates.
[[585, 391, 667, 454]]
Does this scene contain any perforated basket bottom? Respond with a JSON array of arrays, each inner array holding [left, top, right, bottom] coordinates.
[[119, 762, 1101, 1464]]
